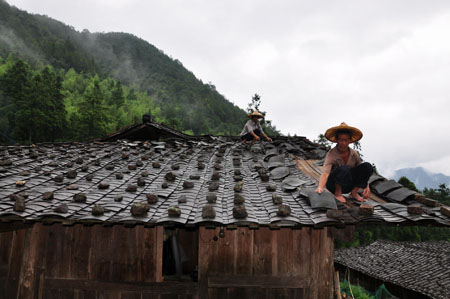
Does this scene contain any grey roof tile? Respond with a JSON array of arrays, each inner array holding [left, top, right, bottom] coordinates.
[[0, 136, 448, 228]]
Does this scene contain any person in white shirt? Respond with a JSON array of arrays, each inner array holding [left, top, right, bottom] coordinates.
[[240, 111, 272, 145]]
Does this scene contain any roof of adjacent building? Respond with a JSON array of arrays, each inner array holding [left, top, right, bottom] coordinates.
[[334, 240, 450, 299], [0, 121, 449, 228]]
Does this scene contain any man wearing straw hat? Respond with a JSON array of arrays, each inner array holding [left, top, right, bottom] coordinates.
[[315, 122, 373, 203], [240, 111, 272, 145]]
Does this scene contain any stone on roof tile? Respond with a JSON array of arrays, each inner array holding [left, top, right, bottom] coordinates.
[[183, 181, 194, 189], [234, 194, 245, 204], [73, 193, 87, 203], [277, 204, 291, 217], [168, 206, 181, 217], [54, 203, 68, 213], [202, 204, 216, 219], [131, 202, 149, 216], [146, 193, 158, 204], [126, 185, 137, 192], [13, 197, 25, 212], [233, 204, 247, 219], [92, 204, 104, 216]]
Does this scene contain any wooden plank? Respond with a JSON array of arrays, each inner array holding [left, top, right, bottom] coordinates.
[[277, 229, 293, 275], [97, 291, 121, 299], [252, 227, 272, 275], [5, 229, 27, 298], [120, 292, 141, 299], [43, 278, 199, 295], [58, 225, 73, 278], [207, 275, 310, 288], [214, 227, 234, 275], [197, 227, 216, 299], [70, 224, 92, 279], [207, 288, 227, 299], [327, 228, 335, 299], [0, 231, 13, 266], [294, 159, 320, 182], [300, 228, 312, 298], [270, 230, 278, 276], [155, 226, 164, 282], [198, 227, 217, 277], [318, 228, 333, 299], [234, 228, 254, 275], [309, 229, 321, 299], [34, 225, 49, 299], [17, 225, 41, 298], [89, 225, 113, 281], [109, 225, 127, 282], [226, 287, 266, 299]]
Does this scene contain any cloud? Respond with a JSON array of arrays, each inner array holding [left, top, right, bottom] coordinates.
[[6, 0, 450, 176]]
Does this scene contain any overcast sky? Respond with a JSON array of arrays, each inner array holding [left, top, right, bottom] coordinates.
[[6, 0, 450, 177]]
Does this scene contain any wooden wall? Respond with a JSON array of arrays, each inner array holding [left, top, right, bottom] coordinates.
[[0, 223, 200, 299], [0, 224, 335, 299], [198, 226, 335, 299]]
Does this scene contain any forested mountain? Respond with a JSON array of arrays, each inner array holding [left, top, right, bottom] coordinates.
[[0, 0, 279, 143]]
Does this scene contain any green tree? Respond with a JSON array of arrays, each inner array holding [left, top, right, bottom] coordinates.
[[423, 183, 450, 206], [109, 81, 124, 107], [398, 176, 419, 192], [314, 134, 332, 149], [245, 93, 280, 136], [77, 77, 109, 139], [2, 60, 34, 142]]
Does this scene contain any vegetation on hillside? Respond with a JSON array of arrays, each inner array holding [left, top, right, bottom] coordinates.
[[0, 0, 280, 140], [0, 55, 162, 143]]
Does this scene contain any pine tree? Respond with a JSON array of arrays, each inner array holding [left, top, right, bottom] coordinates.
[[78, 77, 109, 139]]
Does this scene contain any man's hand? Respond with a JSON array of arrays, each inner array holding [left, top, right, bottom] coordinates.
[[254, 135, 260, 141], [266, 136, 272, 142], [315, 186, 324, 194], [362, 186, 371, 199]]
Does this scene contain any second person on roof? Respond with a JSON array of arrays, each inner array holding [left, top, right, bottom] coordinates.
[[240, 111, 272, 145]]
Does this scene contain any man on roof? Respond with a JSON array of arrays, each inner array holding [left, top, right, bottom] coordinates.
[[315, 122, 373, 203], [240, 111, 272, 145]]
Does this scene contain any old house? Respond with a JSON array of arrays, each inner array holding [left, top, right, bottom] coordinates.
[[0, 117, 449, 298], [335, 240, 450, 299]]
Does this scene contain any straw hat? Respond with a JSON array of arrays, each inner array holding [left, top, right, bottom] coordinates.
[[324, 122, 363, 143], [248, 111, 264, 119]]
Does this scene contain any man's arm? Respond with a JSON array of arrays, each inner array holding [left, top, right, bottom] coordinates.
[[362, 185, 371, 198], [262, 132, 272, 142], [257, 122, 272, 142], [315, 171, 329, 194], [251, 130, 260, 140]]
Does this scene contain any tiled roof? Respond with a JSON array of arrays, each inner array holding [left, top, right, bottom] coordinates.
[[334, 240, 450, 299], [0, 135, 449, 228]]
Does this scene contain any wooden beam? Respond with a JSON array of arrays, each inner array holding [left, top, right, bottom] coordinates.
[[0, 222, 33, 233], [208, 275, 310, 288], [43, 278, 199, 295]]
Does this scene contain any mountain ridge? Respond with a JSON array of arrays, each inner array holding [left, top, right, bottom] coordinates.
[[391, 167, 450, 190], [1, 0, 277, 136]]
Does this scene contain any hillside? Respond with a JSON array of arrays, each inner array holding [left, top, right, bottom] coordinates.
[[392, 167, 450, 190], [0, 0, 277, 138]]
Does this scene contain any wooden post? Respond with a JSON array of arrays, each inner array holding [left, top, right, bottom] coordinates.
[[155, 226, 164, 282], [334, 270, 342, 299]]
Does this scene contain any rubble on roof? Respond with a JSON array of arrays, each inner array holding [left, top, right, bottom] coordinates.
[[0, 134, 448, 228]]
